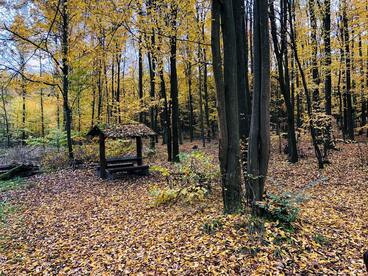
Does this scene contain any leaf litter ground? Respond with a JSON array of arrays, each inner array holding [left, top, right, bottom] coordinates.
[[0, 138, 367, 274]]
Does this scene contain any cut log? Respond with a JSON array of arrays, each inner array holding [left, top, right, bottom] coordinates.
[[0, 164, 40, 181]]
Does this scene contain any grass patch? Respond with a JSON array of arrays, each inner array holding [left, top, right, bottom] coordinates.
[[0, 201, 17, 224], [0, 177, 26, 193], [0, 178, 26, 226]]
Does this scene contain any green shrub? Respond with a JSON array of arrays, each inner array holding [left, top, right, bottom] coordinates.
[[256, 193, 299, 229], [176, 151, 220, 188], [149, 185, 209, 207], [202, 219, 223, 234], [149, 186, 180, 206], [313, 233, 330, 245], [149, 151, 217, 207]]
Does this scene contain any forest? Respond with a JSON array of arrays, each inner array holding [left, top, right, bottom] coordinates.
[[0, 0, 367, 274]]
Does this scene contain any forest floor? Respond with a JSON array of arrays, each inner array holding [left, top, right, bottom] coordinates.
[[0, 137, 367, 275]]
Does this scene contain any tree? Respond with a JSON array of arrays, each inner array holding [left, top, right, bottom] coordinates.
[[211, 0, 241, 213], [169, 3, 180, 162], [247, 0, 271, 212], [269, 0, 298, 163]]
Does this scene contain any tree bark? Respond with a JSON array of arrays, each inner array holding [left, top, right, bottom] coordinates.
[[170, 5, 180, 162], [211, 0, 242, 213], [61, 0, 73, 160], [247, 0, 271, 213]]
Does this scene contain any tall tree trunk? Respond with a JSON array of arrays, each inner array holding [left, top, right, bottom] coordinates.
[[138, 44, 144, 123], [39, 56, 45, 138], [359, 35, 366, 127], [198, 39, 205, 148], [170, 6, 180, 162], [148, 51, 156, 149], [308, 0, 320, 109], [269, 0, 298, 163], [1, 88, 10, 147], [62, 0, 73, 160], [323, 0, 332, 115], [160, 66, 172, 161], [116, 50, 121, 123], [233, 0, 251, 142], [289, 0, 324, 168], [342, 1, 354, 140], [187, 60, 194, 142], [211, 0, 241, 213], [247, 0, 271, 213]]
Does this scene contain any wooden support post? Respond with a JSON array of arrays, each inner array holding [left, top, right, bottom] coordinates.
[[136, 136, 143, 165], [99, 133, 107, 179]]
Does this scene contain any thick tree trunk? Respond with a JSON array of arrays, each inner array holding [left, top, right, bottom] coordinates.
[[233, 0, 251, 142], [211, 0, 241, 213], [247, 0, 271, 213]]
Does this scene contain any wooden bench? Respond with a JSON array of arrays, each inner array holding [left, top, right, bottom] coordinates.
[[97, 164, 149, 178], [106, 156, 142, 164]]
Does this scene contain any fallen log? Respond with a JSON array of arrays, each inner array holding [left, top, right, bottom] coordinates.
[[0, 164, 39, 181], [364, 250, 368, 272]]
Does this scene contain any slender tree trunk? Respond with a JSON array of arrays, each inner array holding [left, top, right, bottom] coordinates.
[[187, 61, 194, 142], [116, 50, 121, 123], [269, 0, 298, 163], [289, 0, 323, 168], [309, 0, 320, 109], [1, 88, 10, 147], [138, 44, 144, 123], [198, 39, 206, 148], [170, 6, 180, 162], [62, 0, 73, 160], [342, 2, 354, 140], [160, 67, 172, 161], [39, 56, 45, 138], [359, 35, 366, 127], [148, 51, 156, 149], [323, 0, 332, 115]]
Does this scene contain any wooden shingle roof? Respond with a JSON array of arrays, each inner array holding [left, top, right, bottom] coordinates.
[[87, 124, 156, 139]]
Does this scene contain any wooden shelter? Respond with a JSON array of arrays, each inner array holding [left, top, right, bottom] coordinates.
[[87, 124, 156, 179]]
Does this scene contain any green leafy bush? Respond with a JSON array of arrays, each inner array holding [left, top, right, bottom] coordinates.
[[149, 185, 209, 206], [176, 151, 220, 188], [202, 219, 223, 234], [256, 193, 299, 228], [149, 151, 218, 207], [149, 186, 179, 206]]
